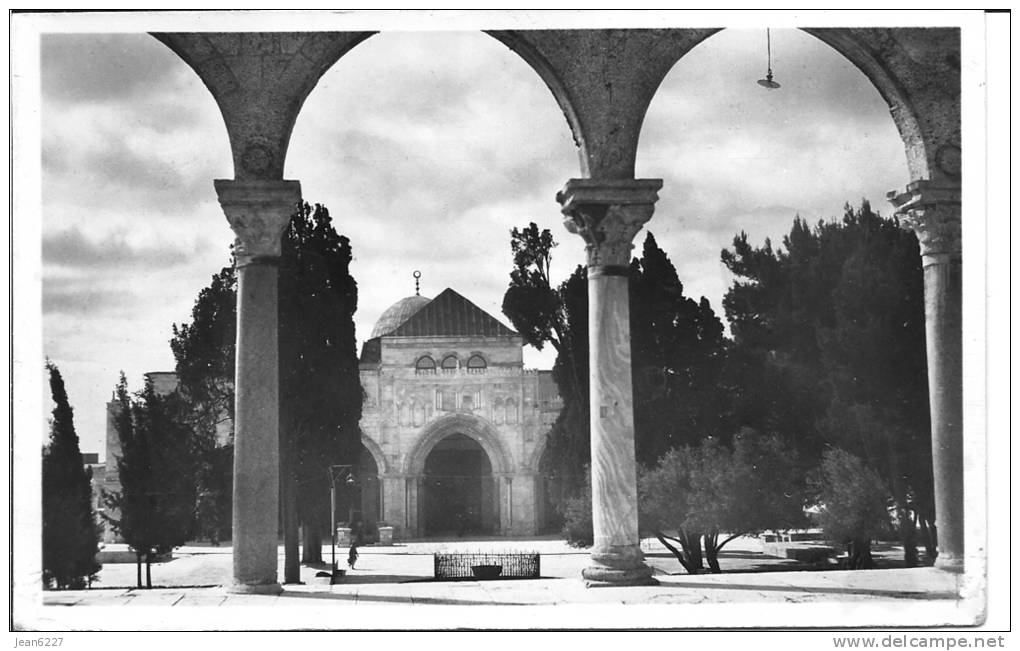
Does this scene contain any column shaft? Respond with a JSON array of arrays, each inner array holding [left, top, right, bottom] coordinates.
[[889, 181, 963, 573], [232, 261, 282, 591], [215, 178, 301, 594], [924, 256, 964, 571], [583, 271, 653, 584]]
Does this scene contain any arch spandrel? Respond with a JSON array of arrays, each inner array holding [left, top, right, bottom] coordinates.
[[801, 27, 960, 186], [404, 413, 513, 476], [487, 29, 720, 179], [152, 32, 376, 180]]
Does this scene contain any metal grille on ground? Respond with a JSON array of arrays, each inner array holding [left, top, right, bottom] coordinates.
[[433, 552, 541, 579]]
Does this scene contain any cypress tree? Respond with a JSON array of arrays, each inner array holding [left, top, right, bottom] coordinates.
[[42, 360, 101, 589], [103, 374, 199, 588]]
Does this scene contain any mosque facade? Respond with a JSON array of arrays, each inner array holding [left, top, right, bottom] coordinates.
[[356, 288, 562, 539]]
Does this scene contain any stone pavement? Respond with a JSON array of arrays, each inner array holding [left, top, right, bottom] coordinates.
[[22, 537, 984, 631]]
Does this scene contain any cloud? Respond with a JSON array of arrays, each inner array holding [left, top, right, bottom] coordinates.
[[42, 283, 135, 316], [42, 226, 212, 271], [41, 33, 185, 105]]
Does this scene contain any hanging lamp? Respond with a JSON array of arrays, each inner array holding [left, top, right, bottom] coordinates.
[[757, 28, 781, 89]]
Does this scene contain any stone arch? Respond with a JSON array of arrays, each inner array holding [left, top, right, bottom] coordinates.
[[798, 28, 936, 182], [651, 27, 956, 186], [483, 30, 589, 174], [156, 28, 954, 188], [360, 433, 387, 475], [405, 413, 513, 476], [526, 431, 550, 473]]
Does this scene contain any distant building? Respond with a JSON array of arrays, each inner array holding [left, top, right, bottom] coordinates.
[[80, 453, 106, 539], [357, 288, 561, 539]]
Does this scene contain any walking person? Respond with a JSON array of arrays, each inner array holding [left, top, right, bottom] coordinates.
[[348, 519, 363, 569]]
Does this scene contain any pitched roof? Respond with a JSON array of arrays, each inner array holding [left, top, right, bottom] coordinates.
[[387, 288, 517, 338]]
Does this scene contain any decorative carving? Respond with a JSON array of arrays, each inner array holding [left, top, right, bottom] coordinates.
[[935, 144, 961, 178], [900, 205, 962, 260], [241, 142, 274, 176], [214, 179, 302, 266], [887, 180, 961, 260], [557, 179, 662, 268]]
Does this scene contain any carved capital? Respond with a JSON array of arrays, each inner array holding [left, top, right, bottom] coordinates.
[[557, 179, 662, 269], [887, 180, 961, 262], [214, 179, 302, 266]]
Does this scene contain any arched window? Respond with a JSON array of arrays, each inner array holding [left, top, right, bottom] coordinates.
[[415, 355, 436, 375], [441, 355, 458, 373], [466, 354, 486, 374]]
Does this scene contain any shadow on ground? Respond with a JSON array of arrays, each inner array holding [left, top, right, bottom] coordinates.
[[654, 579, 956, 600], [277, 590, 525, 606]]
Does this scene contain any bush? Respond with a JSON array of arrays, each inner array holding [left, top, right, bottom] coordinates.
[[561, 467, 592, 547], [638, 430, 807, 573], [811, 448, 891, 569]]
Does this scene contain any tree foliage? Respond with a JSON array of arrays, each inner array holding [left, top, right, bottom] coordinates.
[[720, 200, 932, 565], [639, 429, 806, 573], [502, 225, 728, 517], [630, 233, 728, 464], [561, 466, 593, 547], [42, 361, 101, 589], [103, 374, 199, 588], [171, 265, 236, 546], [278, 202, 363, 563], [169, 201, 363, 570], [502, 224, 589, 513], [810, 448, 892, 570]]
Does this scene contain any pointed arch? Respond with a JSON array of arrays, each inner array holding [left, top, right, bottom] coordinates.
[[404, 413, 513, 476], [360, 433, 387, 475]]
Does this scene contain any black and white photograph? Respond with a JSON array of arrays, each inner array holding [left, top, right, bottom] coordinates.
[[9, 7, 1009, 642]]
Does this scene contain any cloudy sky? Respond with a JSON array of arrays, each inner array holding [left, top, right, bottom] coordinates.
[[37, 23, 909, 459]]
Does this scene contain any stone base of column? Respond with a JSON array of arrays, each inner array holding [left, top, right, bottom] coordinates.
[[582, 546, 658, 587], [934, 553, 964, 573], [227, 581, 284, 595]]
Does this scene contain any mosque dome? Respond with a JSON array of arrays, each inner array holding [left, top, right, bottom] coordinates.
[[370, 295, 431, 338]]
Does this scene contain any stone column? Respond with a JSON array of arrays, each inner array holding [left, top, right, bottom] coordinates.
[[557, 178, 661, 586], [888, 180, 963, 573], [215, 179, 301, 593]]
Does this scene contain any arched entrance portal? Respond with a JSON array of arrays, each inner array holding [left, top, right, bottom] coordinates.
[[422, 433, 497, 536]]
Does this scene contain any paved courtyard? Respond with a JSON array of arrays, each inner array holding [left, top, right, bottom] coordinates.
[[19, 536, 984, 631]]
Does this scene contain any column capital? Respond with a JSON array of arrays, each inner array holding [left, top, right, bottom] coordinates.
[[556, 179, 662, 270], [887, 180, 961, 262], [214, 179, 302, 267]]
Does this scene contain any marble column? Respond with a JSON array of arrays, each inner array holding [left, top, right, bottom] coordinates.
[[215, 179, 302, 593], [557, 178, 661, 587], [888, 180, 963, 573]]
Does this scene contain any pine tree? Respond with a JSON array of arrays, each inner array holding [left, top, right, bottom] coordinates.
[[720, 200, 932, 564], [42, 361, 101, 589], [630, 233, 728, 465]]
